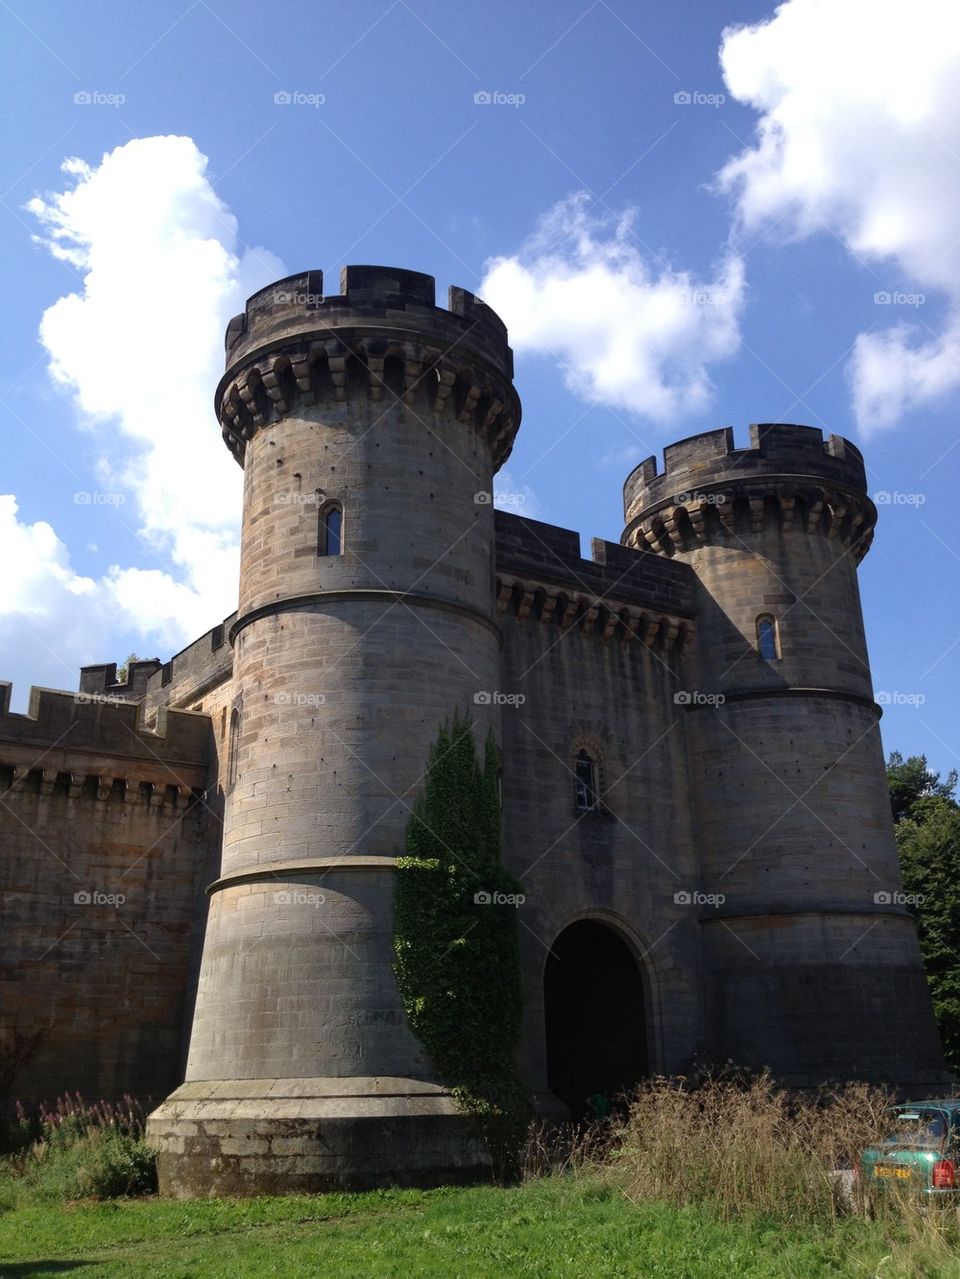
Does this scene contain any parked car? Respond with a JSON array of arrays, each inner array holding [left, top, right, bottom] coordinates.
[[859, 1100, 960, 1194]]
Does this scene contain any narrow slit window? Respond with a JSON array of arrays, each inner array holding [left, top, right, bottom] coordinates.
[[575, 750, 599, 811], [757, 614, 780, 661], [228, 709, 240, 788], [318, 502, 343, 557]]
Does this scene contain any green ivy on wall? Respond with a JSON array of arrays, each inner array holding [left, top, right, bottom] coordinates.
[[393, 711, 527, 1173]]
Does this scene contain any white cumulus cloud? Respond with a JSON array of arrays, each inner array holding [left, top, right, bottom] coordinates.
[[0, 494, 226, 701], [28, 134, 284, 594], [716, 0, 960, 430], [0, 496, 104, 694], [2, 136, 285, 697], [479, 193, 746, 424]]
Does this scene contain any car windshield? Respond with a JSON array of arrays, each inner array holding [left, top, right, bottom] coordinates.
[[880, 1109, 949, 1149]]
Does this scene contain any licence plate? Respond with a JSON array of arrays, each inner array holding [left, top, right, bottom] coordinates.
[[876, 1165, 912, 1180]]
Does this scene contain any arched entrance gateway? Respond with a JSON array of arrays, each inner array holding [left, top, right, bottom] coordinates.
[[544, 919, 649, 1118]]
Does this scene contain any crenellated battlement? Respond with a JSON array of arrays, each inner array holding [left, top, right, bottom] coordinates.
[[79, 658, 162, 703], [622, 424, 875, 561], [217, 265, 520, 470], [139, 612, 235, 721], [494, 510, 694, 653], [625, 423, 866, 504], [227, 266, 509, 357], [0, 684, 212, 800]]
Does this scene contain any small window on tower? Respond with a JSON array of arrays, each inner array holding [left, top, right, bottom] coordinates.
[[318, 501, 343, 556], [757, 614, 780, 661], [228, 709, 240, 788], [575, 749, 599, 811]]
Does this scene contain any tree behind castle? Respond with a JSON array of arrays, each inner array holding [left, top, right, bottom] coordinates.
[[889, 752, 960, 1073]]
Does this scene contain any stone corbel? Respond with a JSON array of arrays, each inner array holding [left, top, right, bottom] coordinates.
[[366, 353, 385, 401], [220, 392, 243, 437], [402, 343, 422, 406], [805, 498, 824, 532], [846, 512, 867, 551], [457, 377, 483, 424], [640, 523, 661, 552], [641, 617, 660, 647], [325, 341, 348, 402], [660, 619, 680, 652], [516, 590, 536, 622], [580, 604, 600, 635], [662, 510, 684, 547], [539, 594, 558, 624], [686, 501, 707, 540], [560, 598, 581, 630], [489, 411, 515, 457], [826, 500, 848, 539], [433, 367, 456, 414], [261, 360, 291, 415], [482, 398, 503, 434], [238, 371, 265, 428], [620, 611, 640, 646], [291, 348, 319, 405]]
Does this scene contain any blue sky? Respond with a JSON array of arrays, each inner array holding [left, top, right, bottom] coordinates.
[[1, 0, 958, 778]]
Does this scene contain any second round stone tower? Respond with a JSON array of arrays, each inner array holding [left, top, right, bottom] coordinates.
[[150, 267, 520, 1194], [622, 424, 944, 1084]]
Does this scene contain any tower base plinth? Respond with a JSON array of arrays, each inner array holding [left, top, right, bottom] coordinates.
[[146, 1077, 492, 1198]]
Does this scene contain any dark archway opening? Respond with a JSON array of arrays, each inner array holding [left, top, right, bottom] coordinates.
[[544, 919, 649, 1118]]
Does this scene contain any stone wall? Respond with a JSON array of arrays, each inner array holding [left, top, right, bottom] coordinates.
[[493, 512, 704, 1085], [0, 686, 217, 1104]]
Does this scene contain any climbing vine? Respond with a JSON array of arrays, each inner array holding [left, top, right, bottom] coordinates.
[[393, 711, 527, 1173]]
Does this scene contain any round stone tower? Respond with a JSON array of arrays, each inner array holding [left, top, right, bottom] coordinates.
[[622, 423, 946, 1085], [148, 266, 521, 1195]]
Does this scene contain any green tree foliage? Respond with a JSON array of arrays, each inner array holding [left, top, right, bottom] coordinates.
[[887, 751, 958, 823], [116, 653, 140, 683], [888, 753, 960, 1073], [393, 712, 526, 1167]]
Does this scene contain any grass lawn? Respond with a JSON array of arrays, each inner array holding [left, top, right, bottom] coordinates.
[[0, 1175, 944, 1279]]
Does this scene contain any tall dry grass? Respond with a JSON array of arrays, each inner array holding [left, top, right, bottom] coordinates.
[[521, 1114, 616, 1181], [610, 1071, 893, 1223], [618, 1064, 899, 1222], [522, 1069, 960, 1266]]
